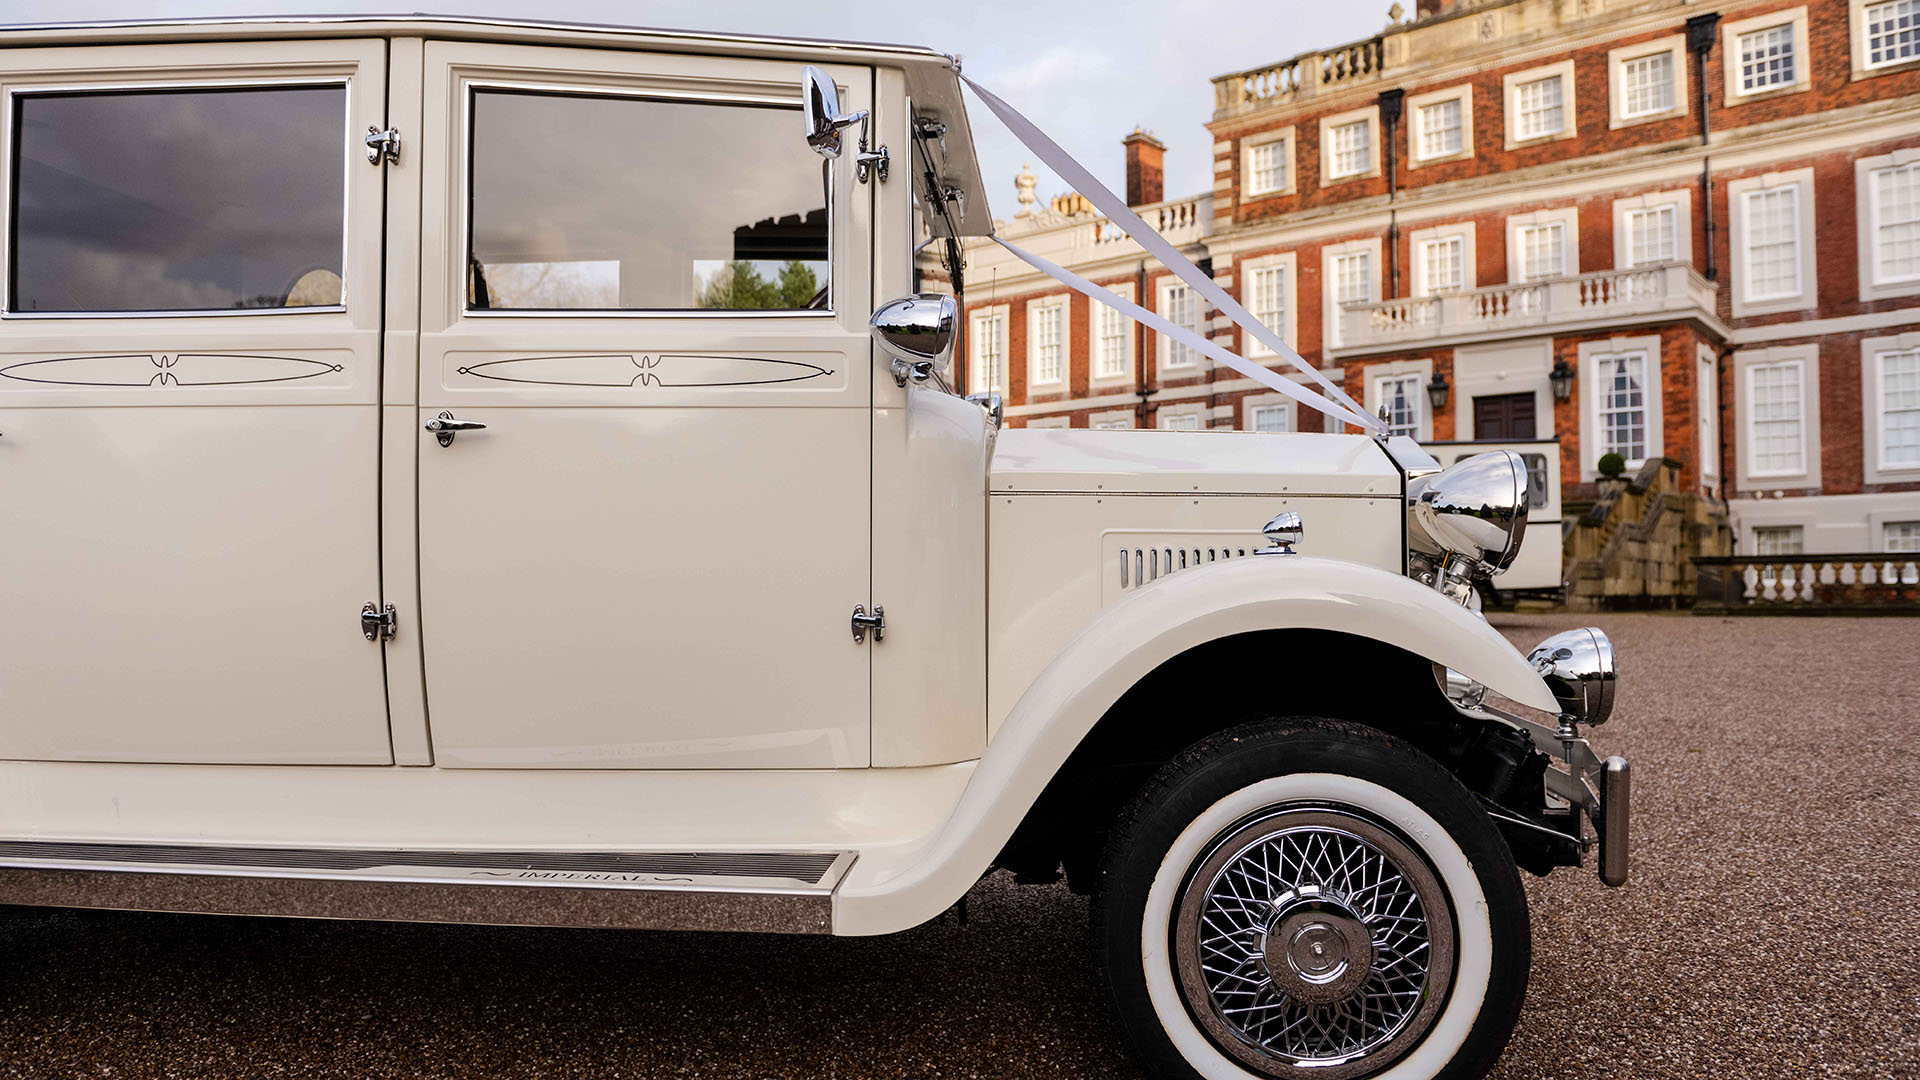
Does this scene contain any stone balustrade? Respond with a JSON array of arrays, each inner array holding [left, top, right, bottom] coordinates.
[[1088, 196, 1211, 248], [1213, 38, 1385, 117], [1693, 554, 1920, 613]]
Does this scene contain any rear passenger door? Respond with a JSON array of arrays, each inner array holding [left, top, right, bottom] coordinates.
[[0, 41, 393, 763]]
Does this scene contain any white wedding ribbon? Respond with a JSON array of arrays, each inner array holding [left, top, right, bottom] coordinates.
[[958, 73, 1384, 435]]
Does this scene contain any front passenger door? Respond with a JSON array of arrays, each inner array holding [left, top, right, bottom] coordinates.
[[413, 44, 875, 769]]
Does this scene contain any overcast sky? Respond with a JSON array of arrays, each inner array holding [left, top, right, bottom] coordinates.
[[3, 0, 1384, 220]]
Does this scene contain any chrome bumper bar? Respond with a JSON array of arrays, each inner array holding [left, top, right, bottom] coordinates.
[[1467, 700, 1631, 887]]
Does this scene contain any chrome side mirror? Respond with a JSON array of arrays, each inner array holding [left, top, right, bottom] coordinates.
[[870, 294, 955, 388], [801, 66, 887, 182]]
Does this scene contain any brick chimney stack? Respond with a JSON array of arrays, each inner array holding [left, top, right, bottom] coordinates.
[[1123, 128, 1165, 207]]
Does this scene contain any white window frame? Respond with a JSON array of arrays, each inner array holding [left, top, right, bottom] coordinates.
[[1090, 281, 1135, 386], [1752, 525, 1806, 557], [1852, 0, 1920, 76], [1024, 295, 1069, 390], [1882, 519, 1920, 552], [1862, 332, 1920, 482], [1723, 7, 1812, 103], [1728, 168, 1817, 317], [967, 304, 1008, 395], [1157, 403, 1207, 430], [1243, 392, 1297, 433], [1024, 415, 1070, 430], [1743, 359, 1808, 479], [1502, 59, 1577, 148], [1698, 345, 1720, 485], [1242, 127, 1295, 198], [1090, 409, 1135, 430], [1407, 84, 1473, 168], [1612, 189, 1693, 268], [1506, 207, 1578, 282], [1578, 335, 1665, 480], [1732, 343, 1821, 491], [1362, 358, 1432, 441], [1609, 36, 1688, 128], [1156, 277, 1202, 375], [1240, 252, 1297, 357], [1409, 223, 1475, 296], [1318, 105, 1381, 184], [1857, 150, 1920, 301], [1321, 238, 1382, 353]]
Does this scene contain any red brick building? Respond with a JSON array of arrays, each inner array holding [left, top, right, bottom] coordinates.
[[959, 0, 1920, 554]]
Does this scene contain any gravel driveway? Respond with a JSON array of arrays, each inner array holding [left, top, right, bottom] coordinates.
[[2, 613, 1916, 1078]]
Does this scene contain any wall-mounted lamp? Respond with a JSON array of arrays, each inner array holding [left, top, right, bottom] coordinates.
[[1425, 371, 1450, 412], [1550, 358, 1575, 401]]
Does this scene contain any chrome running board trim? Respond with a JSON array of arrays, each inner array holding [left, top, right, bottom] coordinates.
[[0, 843, 855, 934]]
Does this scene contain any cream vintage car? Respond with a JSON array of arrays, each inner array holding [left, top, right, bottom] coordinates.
[[0, 15, 1627, 1080]]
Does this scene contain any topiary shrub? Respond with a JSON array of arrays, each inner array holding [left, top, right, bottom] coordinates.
[[1597, 452, 1627, 478]]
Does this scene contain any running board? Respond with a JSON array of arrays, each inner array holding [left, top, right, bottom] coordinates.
[[0, 841, 854, 934]]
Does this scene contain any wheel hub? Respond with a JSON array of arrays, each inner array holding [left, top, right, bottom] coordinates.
[[1262, 897, 1374, 1005]]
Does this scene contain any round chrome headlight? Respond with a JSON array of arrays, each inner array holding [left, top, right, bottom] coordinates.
[[1406, 450, 1529, 577], [1527, 626, 1617, 727]]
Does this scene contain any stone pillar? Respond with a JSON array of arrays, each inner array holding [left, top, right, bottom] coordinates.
[[1123, 128, 1165, 208]]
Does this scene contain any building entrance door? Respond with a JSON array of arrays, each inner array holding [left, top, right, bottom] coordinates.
[[1474, 392, 1538, 440]]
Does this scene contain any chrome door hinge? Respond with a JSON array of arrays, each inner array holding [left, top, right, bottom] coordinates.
[[360, 602, 398, 642], [850, 604, 885, 644], [365, 126, 401, 166]]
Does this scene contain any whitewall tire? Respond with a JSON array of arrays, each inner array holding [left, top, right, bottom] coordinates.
[[1092, 718, 1530, 1080]]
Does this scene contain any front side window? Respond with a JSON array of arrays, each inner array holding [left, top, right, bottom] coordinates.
[[1597, 352, 1649, 463], [1517, 223, 1567, 281], [1621, 52, 1676, 117], [1514, 75, 1565, 140], [1738, 24, 1797, 92], [1327, 120, 1371, 178], [1247, 139, 1288, 195], [467, 89, 828, 312], [969, 309, 1005, 394], [1159, 282, 1199, 370], [1093, 294, 1129, 379], [1867, 0, 1920, 66], [1625, 205, 1679, 266], [11, 85, 345, 314], [1418, 99, 1463, 159], [1028, 301, 1065, 386], [1375, 373, 1422, 439], [1748, 361, 1805, 476], [1250, 403, 1292, 433], [1881, 348, 1920, 468], [1872, 163, 1920, 283], [1754, 525, 1805, 556], [1247, 264, 1288, 352], [1419, 236, 1464, 293], [1744, 186, 1802, 300]]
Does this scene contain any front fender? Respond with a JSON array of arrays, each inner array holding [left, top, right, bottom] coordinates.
[[834, 555, 1554, 935]]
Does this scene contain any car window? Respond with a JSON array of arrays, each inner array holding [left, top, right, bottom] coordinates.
[[466, 89, 830, 313], [10, 85, 347, 314]]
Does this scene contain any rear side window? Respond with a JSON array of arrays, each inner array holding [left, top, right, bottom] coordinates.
[[465, 89, 830, 313], [9, 85, 347, 314]]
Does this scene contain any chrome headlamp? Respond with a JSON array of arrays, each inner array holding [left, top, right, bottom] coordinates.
[[1406, 450, 1528, 594], [1527, 627, 1617, 729]]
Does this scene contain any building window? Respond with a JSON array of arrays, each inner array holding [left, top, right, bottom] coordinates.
[[1871, 162, 1920, 283], [1514, 75, 1566, 140], [1375, 373, 1422, 439], [1249, 403, 1293, 433], [1595, 352, 1650, 463], [1158, 281, 1200, 370], [1092, 287, 1132, 380], [1327, 119, 1372, 179], [1516, 222, 1567, 281], [1621, 52, 1676, 117], [1247, 263, 1290, 355], [1624, 205, 1679, 266], [1881, 348, 1920, 468], [1247, 137, 1289, 196], [1744, 187, 1802, 300], [1754, 525, 1805, 556], [1747, 361, 1806, 476], [1886, 520, 1920, 552], [1027, 300, 1065, 386], [1091, 412, 1134, 430], [969, 308, 1006, 394], [1419, 236, 1465, 293], [1738, 23, 1797, 93], [1866, 0, 1920, 66], [1417, 98, 1463, 160], [1159, 411, 1204, 431], [1333, 251, 1373, 307]]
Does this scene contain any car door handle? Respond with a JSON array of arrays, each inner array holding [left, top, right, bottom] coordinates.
[[426, 411, 486, 447]]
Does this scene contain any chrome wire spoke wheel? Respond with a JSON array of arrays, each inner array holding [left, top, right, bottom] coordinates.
[[1172, 807, 1456, 1079]]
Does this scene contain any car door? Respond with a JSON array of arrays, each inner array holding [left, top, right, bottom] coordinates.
[[0, 40, 393, 764], [412, 43, 874, 768]]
